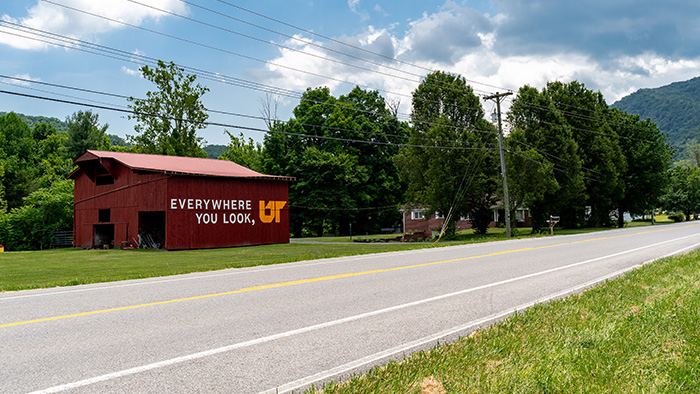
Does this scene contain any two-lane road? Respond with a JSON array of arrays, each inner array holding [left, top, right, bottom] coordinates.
[[3, 222, 700, 393]]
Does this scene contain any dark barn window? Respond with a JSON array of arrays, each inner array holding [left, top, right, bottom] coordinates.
[[98, 209, 111, 223]]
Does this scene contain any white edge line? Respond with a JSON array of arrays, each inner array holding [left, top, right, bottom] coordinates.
[[262, 239, 700, 394], [28, 235, 700, 394]]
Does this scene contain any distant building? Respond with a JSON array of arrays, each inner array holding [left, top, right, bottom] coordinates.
[[403, 206, 531, 235], [69, 150, 293, 250]]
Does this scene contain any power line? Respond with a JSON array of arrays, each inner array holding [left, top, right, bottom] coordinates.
[[0, 88, 496, 152], [35, 0, 499, 117], [0, 71, 615, 183], [0, 74, 498, 150], [208, 0, 510, 93], [124, 0, 428, 87], [0, 19, 493, 127], [38, 0, 426, 104], [9, 1, 657, 140]]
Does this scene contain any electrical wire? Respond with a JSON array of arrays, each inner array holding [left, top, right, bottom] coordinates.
[[36, 0, 500, 118], [0, 74, 498, 150], [0, 88, 496, 152]]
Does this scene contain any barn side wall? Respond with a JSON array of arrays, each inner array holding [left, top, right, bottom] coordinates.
[[166, 176, 290, 250]]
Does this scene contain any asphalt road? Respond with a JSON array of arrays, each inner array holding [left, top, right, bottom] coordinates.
[[3, 222, 700, 393]]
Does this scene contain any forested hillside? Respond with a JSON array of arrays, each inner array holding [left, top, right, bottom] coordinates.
[[611, 76, 700, 158], [0, 112, 68, 134]]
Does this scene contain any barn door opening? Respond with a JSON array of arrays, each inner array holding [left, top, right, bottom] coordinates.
[[138, 211, 165, 249], [93, 224, 115, 249]]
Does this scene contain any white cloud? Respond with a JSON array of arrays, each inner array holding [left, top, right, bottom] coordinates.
[[257, 0, 700, 118], [121, 66, 141, 77], [0, 0, 188, 50], [348, 0, 369, 21]]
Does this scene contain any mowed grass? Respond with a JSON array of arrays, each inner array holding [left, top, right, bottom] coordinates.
[[0, 242, 428, 291], [0, 220, 676, 292], [308, 250, 700, 394]]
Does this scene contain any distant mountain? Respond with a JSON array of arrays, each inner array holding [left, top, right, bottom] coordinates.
[[0, 112, 69, 134], [0, 111, 131, 149], [203, 144, 227, 159], [107, 134, 130, 147], [611, 76, 700, 159]]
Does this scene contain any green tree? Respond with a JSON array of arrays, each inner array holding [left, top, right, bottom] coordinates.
[[63, 110, 110, 161], [545, 81, 626, 227], [506, 85, 586, 233], [0, 112, 38, 210], [661, 166, 700, 221], [609, 108, 674, 227], [128, 60, 209, 158], [34, 123, 73, 188], [220, 131, 263, 171], [261, 86, 408, 236], [0, 179, 74, 250], [396, 71, 499, 236], [0, 160, 6, 213]]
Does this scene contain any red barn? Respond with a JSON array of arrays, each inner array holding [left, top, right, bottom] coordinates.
[[69, 150, 293, 250]]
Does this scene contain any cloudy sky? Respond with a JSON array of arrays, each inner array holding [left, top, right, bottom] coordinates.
[[1, 0, 699, 145]]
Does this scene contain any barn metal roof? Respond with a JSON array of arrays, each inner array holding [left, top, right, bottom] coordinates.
[[70, 150, 294, 181]]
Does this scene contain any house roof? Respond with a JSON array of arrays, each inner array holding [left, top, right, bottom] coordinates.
[[69, 150, 294, 181]]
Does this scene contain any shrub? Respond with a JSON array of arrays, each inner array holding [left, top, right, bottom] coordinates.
[[668, 213, 684, 222], [0, 180, 73, 250]]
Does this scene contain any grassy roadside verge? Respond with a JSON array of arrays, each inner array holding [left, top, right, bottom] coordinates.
[[0, 243, 428, 291], [307, 250, 700, 394], [0, 220, 675, 292]]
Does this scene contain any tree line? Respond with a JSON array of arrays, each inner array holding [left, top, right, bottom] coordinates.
[[231, 74, 674, 237], [0, 61, 679, 249], [0, 110, 113, 250]]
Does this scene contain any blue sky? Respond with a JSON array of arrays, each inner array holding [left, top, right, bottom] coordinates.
[[1, 0, 699, 146]]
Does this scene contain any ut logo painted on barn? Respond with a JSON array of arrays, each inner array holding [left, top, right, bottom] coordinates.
[[259, 201, 287, 223]]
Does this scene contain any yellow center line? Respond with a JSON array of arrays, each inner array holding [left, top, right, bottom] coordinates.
[[2, 224, 697, 328]]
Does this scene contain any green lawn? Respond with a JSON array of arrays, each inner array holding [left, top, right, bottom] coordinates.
[[0, 243, 428, 291], [308, 249, 700, 393], [1, 219, 678, 292]]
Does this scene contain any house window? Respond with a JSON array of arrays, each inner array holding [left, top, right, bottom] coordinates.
[[411, 210, 425, 220], [434, 212, 444, 219], [516, 209, 525, 222], [98, 209, 111, 223]]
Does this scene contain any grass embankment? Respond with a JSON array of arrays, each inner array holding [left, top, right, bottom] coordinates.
[[0, 243, 427, 291], [308, 250, 700, 394]]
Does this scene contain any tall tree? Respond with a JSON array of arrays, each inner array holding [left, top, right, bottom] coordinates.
[[63, 110, 110, 162], [506, 85, 586, 233], [609, 108, 673, 227], [0, 160, 6, 213], [545, 81, 626, 227], [0, 112, 38, 210], [660, 166, 700, 221], [220, 131, 263, 171], [261, 86, 408, 236], [128, 60, 209, 158], [396, 71, 499, 236]]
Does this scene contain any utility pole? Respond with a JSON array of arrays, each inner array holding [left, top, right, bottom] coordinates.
[[484, 92, 513, 237]]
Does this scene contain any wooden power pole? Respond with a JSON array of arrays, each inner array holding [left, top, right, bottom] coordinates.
[[484, 92, 513, 237]]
